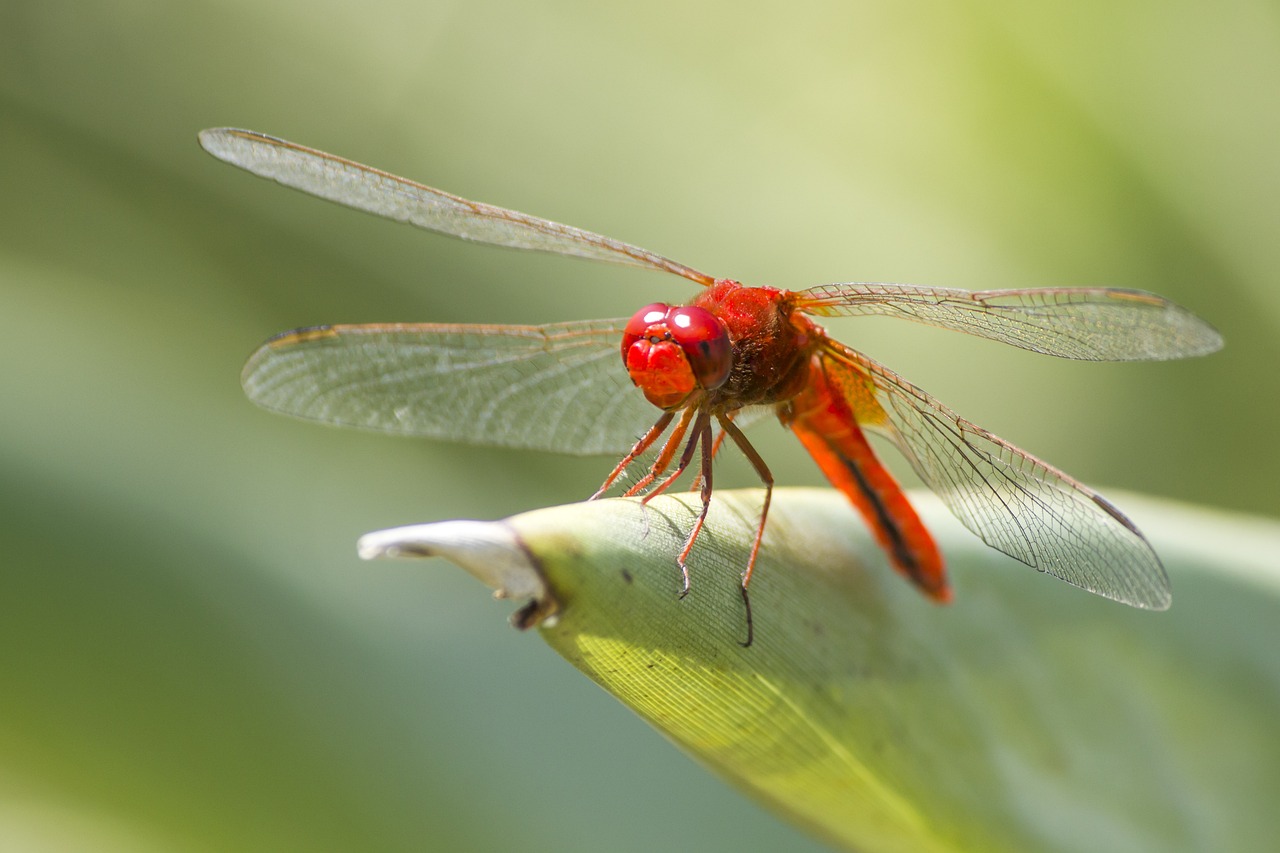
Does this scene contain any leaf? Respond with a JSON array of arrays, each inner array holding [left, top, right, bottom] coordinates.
[[359, 489, 1280, 853]]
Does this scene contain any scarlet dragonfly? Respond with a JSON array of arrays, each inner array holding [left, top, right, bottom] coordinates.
[[200, 128, 1222, 642]]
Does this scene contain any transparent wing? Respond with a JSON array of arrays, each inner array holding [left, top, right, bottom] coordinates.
[[199, 128, 715, 286], [819, 339, 1171, 609], [795, 284, 1222, 361], [241, 318, 660, 456]]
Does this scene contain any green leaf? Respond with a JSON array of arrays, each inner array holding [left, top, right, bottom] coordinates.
[[360, 489, 1280, 852]]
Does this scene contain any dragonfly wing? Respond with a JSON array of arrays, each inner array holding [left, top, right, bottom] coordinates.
[[242, 318, 657, 456], [795, 284, 1222, 361], [820, 340, 1172, 609], [199, 128, 715, 286]]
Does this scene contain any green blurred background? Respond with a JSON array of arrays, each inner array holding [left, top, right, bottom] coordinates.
[[1, 1, 1275, 850]]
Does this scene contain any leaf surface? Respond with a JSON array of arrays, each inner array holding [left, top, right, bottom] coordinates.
[[362, 489, 1280, 852]]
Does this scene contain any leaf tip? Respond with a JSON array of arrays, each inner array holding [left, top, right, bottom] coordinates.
[[358, 520, 559, 628]]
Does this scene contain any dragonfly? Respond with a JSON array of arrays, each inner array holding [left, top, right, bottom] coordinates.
[[200, 128, 1222, 644]]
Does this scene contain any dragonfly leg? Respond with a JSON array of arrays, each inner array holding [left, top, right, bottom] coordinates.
[[689, 422, 730, 492], [673, 411, 715, 598], [640, 413, 711, 501], [591, 411, 674, 500], [622, 407, 695, 498], [718, 415, 773, 647]]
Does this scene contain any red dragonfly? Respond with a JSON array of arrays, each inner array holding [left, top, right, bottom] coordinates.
[[201, 128, 1221, 641]]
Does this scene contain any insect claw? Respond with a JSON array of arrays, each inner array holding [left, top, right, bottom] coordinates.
[[676, 559, 692, 598], [738, 585, 755, 648]]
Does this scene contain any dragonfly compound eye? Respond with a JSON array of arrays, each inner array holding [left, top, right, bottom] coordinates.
[[621, 303, 732, 409], [667, 306, 732, 391]]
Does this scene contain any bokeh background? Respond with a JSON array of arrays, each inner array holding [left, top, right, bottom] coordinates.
[[2, 1, 1276, 850]]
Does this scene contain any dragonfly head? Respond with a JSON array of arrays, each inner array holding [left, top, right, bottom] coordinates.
[[622, 303, 732, 409]]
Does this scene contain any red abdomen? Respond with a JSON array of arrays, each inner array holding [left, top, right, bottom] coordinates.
[[783, 354, 950, 602]]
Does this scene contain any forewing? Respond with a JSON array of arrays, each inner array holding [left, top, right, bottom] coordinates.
[[820, 340, 1172, 609], [242, 319, 658, 456], [796, 284, 1222, 361], [199, 128, 715, 285]]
